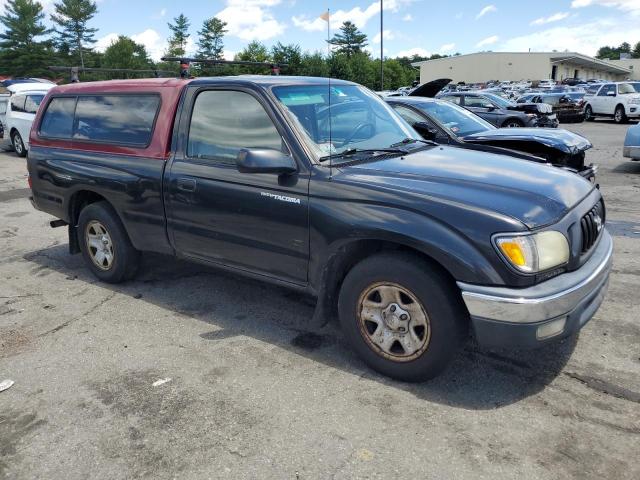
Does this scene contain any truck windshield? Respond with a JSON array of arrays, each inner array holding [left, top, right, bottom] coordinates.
[[618, 83, 639, 94], [272, 84, 419, 159]]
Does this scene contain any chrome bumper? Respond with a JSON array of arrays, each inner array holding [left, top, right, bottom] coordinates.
[[458, 230, 613, 325], [623, 145, 640, 160]]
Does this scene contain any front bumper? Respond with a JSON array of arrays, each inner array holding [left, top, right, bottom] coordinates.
[[457, 229, 613, 348], [623, 145, 640, 160]]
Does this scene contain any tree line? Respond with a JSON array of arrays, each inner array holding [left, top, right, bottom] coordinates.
[[596, 41, 640, 60], [0, 0, 435, 90]]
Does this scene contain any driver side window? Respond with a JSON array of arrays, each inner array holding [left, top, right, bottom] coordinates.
[[188, 90, 285, 163], [391, 104, 425, 126], [464, 96, 494, 108]]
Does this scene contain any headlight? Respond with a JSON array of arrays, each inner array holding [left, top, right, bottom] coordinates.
[[495, 231, 569, 273]]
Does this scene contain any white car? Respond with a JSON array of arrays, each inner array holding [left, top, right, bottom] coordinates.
[[1, 83, 53, 157], [538, 79, 557, 90], [584, 82, 640, 123]]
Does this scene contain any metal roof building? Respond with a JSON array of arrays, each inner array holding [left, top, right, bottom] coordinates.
[[412, 52, 632, 84]]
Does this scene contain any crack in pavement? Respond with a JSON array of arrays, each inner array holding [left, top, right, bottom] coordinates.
[[38, 292, 117, 337], [564, 371, 640, 404]]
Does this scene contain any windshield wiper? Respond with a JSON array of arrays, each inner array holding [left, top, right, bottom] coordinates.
[[319, 147, 408, 162], [389, 137, 437, 148]]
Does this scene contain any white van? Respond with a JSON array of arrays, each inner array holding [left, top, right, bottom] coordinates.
[[1, 83, 54, 156]]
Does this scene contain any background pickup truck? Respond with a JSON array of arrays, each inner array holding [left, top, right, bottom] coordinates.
[[28, 76, 612, 381]]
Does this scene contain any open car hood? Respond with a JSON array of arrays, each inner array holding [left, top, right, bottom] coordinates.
[[409, 78, 452, 98], [461, 128, 592, 155], [507, 103, 553, 114]]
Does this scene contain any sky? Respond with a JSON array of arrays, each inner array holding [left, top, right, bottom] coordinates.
[[2, 0, 640, 61]]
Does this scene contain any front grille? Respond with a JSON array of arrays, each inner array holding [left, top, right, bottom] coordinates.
[[580, 201, 605, 254]]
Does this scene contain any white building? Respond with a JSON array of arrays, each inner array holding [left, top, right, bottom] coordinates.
[[412, 51, 631, 84]]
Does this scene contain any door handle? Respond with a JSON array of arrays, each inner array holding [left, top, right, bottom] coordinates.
[[176, 178, 196, 192]]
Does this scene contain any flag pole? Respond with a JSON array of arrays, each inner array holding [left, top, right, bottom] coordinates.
[[380, 0, 384, 91], [327, 8, 332, 179]]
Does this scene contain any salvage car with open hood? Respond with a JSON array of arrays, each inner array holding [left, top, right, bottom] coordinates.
[[387, 95, 596, 180], [411, 78, 559, 128]]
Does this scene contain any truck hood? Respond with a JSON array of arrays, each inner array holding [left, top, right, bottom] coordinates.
[[461, 128, 592, 155], [342, 146, 594, 229]]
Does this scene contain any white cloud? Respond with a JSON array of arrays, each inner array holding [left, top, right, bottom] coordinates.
[[476, 35, 499, 48], [530, 12, 570, 25], [292, 0, 410, 31], [132, 29, 167, 61], [440, 43, 456, 52], [476, 5, 497, 20], [571, 0, 640, 15], [95, 29, 169, 61], [160, 8, 166, 17], [95, 33, 120, 52], [373, 30, 394, 44], [499, 19, 640, 56], [217, 0, 286, 41], [395, 47, 431, 58], [402, 14, 413, 21]]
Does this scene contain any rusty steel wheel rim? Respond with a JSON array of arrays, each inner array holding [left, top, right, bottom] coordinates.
[[357, 282, 431, 362], [85, 221, 115, 271]]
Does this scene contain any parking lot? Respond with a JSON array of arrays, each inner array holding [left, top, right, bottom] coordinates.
[[0, 120, 639, 479]]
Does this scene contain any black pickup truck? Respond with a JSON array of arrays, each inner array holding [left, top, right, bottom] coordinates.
[[27, 76, 613, 381]]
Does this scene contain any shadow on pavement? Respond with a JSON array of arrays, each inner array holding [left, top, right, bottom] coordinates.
[[24, 244, 578, 411]]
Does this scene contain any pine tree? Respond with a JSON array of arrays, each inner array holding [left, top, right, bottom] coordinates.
[[50, 0, 98, 68], [0, 0, 53, 77], [102, 36, 151, 72], [196, 17, 226, 60], [166, 13, 190, 57], [329, 21, 368, 58]]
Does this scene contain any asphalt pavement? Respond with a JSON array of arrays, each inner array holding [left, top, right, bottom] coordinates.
[[1, 120, 639, 479]]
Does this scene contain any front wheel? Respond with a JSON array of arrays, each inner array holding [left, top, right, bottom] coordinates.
[[503, 119, 524, 128], [584, 105, 594, 121], [338, 253, 467, 382], [11, 131, 27, 157], [78, 201, 140, 283], [614, 105, 627, 124]]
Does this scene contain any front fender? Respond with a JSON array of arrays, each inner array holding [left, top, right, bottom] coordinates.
[[309, 201, 513, 291]]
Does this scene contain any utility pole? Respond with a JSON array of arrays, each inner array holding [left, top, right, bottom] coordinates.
[[380, 0, 384, 91]]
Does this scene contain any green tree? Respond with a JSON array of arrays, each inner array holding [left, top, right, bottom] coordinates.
[[237, 40, 270, 62], [197, 17, 226, 60], [271, 42, 302, 74], [102, 35, 151, 72], [633, 41, 640, 59], [328, 53, 352, 80], [329, 21, 368, 57], [349, 51, 375, 88], [299, 51, 329, 77], [166, 13, 190, 57], [0, 0, 53, 77], [50, 0, 98, 68]]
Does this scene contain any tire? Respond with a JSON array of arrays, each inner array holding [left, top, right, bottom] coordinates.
[[338, 253, 467, 382], [503, 119, 523, 128], [77, 201, 140, 283], [11, 131, 27, 157], [584, 105, 594, 122], [614, 105, 627, 124]]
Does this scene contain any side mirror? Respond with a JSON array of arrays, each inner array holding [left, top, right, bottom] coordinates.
[[413, 121, 440, 141], [236, 148, 297, 175]]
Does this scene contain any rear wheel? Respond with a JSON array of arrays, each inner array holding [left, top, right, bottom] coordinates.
[[614, 105, 627, 124], [11, 131, 26, 157], [77, 201, 140, 283], [584, 105, 594, 121], [338, 253, 467, 382]]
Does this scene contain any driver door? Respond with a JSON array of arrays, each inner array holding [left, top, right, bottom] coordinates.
[[462, 95, 501, 126], [166, 87, 311, 285]]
